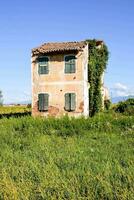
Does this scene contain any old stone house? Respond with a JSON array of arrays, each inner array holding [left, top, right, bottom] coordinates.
[[31, 40, 106, 117]]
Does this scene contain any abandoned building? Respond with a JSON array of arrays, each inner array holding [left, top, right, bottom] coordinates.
[[31, 40, 108, 117]]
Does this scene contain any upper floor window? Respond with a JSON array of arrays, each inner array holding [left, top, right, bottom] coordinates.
[[38, 93, 49, 111], [65, 55, 76, 73], [38, 57, 49, 75], [64, 93, 76, 111]]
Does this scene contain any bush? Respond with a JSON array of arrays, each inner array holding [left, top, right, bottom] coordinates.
[[104, 99, 111, 110], [27, 103, 31, 108], [114, 98, 134, 115]]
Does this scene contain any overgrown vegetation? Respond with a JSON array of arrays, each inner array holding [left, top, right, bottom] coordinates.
[[104, 99, 111, 110], [114, 98, 134, 115], [86, 40, 109, 116], [0, 112, 134, 199]]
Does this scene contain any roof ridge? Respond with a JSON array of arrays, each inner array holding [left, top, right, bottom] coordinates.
[[41, 40, 86, 45], [32, 40, 87, 55], [32, 40, 105, 55]]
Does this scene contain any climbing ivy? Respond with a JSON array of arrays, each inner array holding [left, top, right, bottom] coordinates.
[[86, 39, 109, 116]]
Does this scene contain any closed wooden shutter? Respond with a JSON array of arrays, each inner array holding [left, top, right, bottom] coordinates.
[[65, 56, 75, 73], [38, 93, 44, 111], [65, 56, 70, 73], [44, 93, 49, 111], [70, 93, 76, 111], [70, 57, 75, 73], [65, 93, 76, 111], [38, 93, 49, 111], [38, 57, 49, 74], [65, 93, 70, 111]]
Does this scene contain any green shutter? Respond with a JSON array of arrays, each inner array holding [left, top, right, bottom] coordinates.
[[65, 56, 75, 73], [38, 57, 49, 74], [71, 93, 76, 111], [38, 93, 49, 111], [65, 93, 76, 111], [65, 63, 70, 73], [65, 93, 70, 111], [70, 57, 75, 73], [42, 65, 49, 74], [44, 93, 49, 111], [38, 93, 45, 111]]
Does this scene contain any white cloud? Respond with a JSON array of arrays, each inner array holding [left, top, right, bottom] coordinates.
[[111, 83, 134, 97], [113, 83, 127, 91]]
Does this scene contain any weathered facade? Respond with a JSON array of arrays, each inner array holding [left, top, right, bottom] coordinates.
[[31, 40, 106, 117]]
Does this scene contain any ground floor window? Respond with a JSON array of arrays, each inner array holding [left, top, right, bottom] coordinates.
[[65, 93, 76, 111], [38, 93, 49, 111]]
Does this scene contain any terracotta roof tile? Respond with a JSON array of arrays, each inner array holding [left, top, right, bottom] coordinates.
[[32, 41, 87, 55], [32, 40, 103, 55]]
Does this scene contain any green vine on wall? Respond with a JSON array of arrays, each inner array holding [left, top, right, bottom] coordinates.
[[86, 39, 109, 116]]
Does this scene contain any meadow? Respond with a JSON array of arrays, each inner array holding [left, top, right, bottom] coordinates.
[[0, 108, 134, 199], [0, 105, 31, 118]]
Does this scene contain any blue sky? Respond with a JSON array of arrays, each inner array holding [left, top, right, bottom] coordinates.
[[0, 0, 134, 103]]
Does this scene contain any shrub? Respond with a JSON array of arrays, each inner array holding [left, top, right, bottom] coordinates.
[[104, 99, 111, 110], [27, 103, 31, 108], [114, 98, 134, 115]]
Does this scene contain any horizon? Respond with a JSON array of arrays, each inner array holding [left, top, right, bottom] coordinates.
[[0, 0, 134, 104], [3, 95, 134, 105]]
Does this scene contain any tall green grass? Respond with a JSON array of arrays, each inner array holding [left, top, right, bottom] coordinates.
[[0, 112, 134, 199]]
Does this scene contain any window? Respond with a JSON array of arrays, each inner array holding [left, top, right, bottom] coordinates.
[[38, 93, 49, 111], [65, 55, 76, 73], [38, 57, 49, 74], [65, 93, 76, 111]]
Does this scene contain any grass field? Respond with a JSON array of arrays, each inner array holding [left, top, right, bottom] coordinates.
[[0, 105, 31, 114], [0, 111, 134, 199], [0, 106, 31, 118]]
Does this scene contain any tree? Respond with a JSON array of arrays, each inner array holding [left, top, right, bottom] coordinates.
[[0, 90, 3, 106]]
